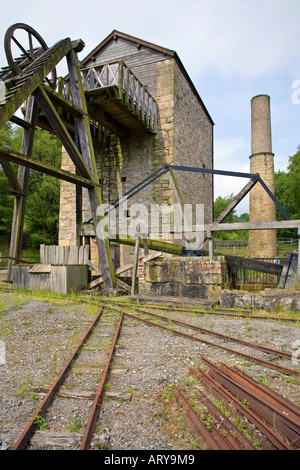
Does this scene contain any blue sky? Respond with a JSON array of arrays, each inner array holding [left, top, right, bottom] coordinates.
[[1, 0, 299, 214]]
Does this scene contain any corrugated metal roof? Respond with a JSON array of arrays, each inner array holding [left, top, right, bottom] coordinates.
[[28, 264, 51, 273]]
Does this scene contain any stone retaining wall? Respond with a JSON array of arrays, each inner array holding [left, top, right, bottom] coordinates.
[[221, 289, 300, 312], [138, 257, 224, 300]]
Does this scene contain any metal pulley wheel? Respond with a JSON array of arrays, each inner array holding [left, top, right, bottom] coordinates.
[[4, 23, 57, 89]]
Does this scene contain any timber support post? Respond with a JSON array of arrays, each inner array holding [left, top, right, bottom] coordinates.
[[131, 236, 140, 295], [66, 47, 116, 289], [298, 232, 300, 285], [6, 95, 38, 281]]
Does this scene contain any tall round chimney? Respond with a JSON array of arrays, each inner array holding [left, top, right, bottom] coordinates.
[[248, 95, 277, 259]]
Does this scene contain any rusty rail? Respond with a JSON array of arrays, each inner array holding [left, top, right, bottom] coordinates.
[[174, 385, 258, 450], [122, 311, 300, 377], [191, 356, 300, 450], [79, 311, 124, 450], [190, 366, 289, 450], [12, 306, 124, 451], [173, 386, 225, 450], [123, 305, 293, 360], [12, 306, 104, 450], [102, 298, 300, 323]]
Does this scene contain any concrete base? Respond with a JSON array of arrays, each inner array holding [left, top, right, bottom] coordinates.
[[13, 264, 88, 294]]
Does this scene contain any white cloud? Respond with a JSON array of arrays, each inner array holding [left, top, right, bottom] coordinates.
[[214, 136, 250, 173], [213, 136, 251, 213]]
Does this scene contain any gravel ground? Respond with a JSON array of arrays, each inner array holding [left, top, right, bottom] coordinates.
[[0, 287, 300, 451]]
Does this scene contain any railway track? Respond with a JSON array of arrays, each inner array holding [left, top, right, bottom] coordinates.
[[1, 291, 299, 450], [175, 357, 300, 450], [11, 305, 124, 450], [96, 299, 300, 378]]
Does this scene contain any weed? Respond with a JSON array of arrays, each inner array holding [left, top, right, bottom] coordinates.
[[34, 415, 47, 430], [67, 413, 82, 433]]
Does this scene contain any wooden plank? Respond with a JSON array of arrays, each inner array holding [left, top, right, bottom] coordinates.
[[208, 220, 300, 232], [33, 85, 93, 181], [213, 179, 258, 225], [6, 96, 38, 281], [225, 255, 283, 276], [47, 245, 55, 264], [0, 38, 73, 130], [57, 246, 65, 265], [0, 159, 23, 193], [78, 245, 84, 265], [88, 250, 162, 289], [68, 246, 78, 264], [0, 146, 94, 188], [40, 244, 45, 264], [86, 259, 102, 274], [116, 278, 131, 293], [64, 246, 70, 265], [110, 236, 184, 256], [66, 48, 116, 290], [132, 236, 141, 295], [83, 245, 89, 264]]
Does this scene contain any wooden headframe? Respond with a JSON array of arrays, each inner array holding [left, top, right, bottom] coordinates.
[[0, 32, 116, 289]]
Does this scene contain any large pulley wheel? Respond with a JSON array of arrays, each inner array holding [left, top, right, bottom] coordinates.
[[4, 23, 57, 90]]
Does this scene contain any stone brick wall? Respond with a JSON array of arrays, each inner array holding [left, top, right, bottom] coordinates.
[[248, 95, 277, 258], [58, 147, 77, 247], [58, 55, 213, 269], [173, 62, 213, 226], [139, 257, 223, 300]]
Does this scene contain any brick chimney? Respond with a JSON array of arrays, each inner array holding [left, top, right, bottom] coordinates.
[[248, 94, 277, 259]]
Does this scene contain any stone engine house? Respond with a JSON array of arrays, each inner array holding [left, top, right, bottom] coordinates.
[[58, 31, 214, 268]]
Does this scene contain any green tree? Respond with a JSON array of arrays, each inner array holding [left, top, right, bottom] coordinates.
[[286, 146, 300, 220], [213, 194, 249, 240], [25, 129, 61, 247], [0, 124, 22, 241], [0, 124, 61, 248]]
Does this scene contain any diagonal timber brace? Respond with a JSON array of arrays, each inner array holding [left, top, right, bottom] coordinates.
[[66, 48, 116, 289], [0, 25, 117, 290]]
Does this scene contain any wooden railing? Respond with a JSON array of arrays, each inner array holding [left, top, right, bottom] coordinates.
[[61, 61, 157, 132]]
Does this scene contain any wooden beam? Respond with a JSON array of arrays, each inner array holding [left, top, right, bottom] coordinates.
[[7, 96, 38, 281], [0, 159, 23, 193], [87, 101, 129, 139], [43, 87, 84, 117], [213, 178, 258, 225], [131, 236, 140, 295], [0, 38, 73, 130], [0, 146, 94, 188], [9, 115, 34, 129], [66, 48, 116, 289], [225, 255, 283, 276], [110, 236, 184, 256], [33, 85, 94, 181], [207, 220, 300, 232], [88, 251, 162, 289]]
